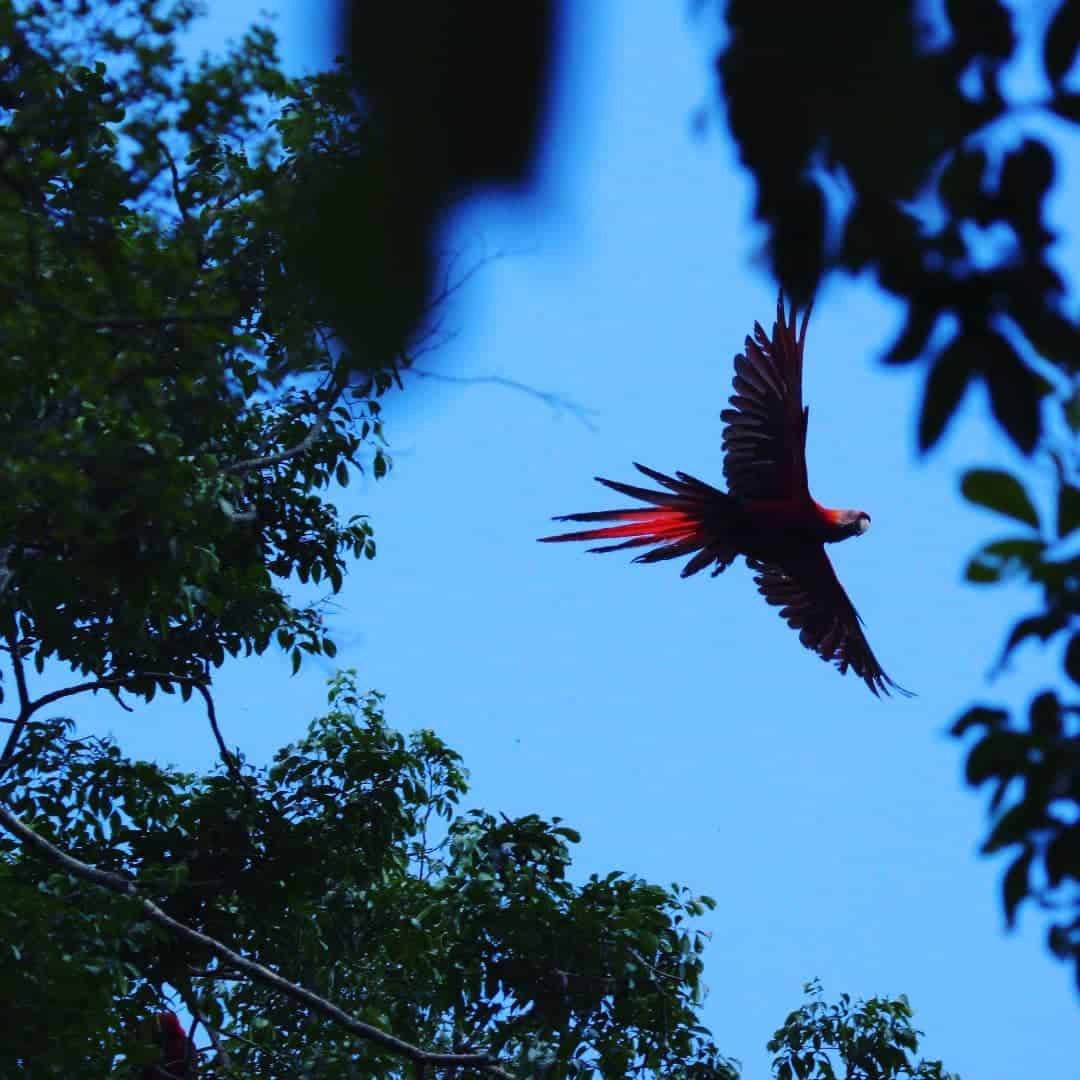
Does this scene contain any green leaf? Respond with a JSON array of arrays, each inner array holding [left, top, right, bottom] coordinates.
[[982, 800, 1044, 853], [917, 335, 975, 450], [964, 538, 1045, 584], [1057, 483, 1080, 538], [1030, 690, 1062, 736], [981, 332, 1044, 454], [995, 611, 1068, 670], [1065, 633, 1080, 685], [1045, 824, 1080, 888], [950, 705, 1008, 738], [1045, 0, 1080, 85], [938, 146, 990, 219], [964, 731, 1029, 784], [1002, 846, 1035, 927], [1052, 91, 1080, 122], [961, 469, 1039, 529], [884, 303, 937, 365]]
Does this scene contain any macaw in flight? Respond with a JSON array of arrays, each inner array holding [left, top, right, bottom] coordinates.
[[540, 294, 910, 698]]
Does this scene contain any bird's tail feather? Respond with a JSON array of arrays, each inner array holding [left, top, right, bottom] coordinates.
[[539, 463, 737, 577]]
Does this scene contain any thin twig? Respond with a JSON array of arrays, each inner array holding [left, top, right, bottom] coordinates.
[[406, 369, 598, 431], [191, 681, 243, 784], [0, 801, 517, 1078], [0, 630, 32, 769], [178, 983, 229, 1074], [0, 670, 241, 784]]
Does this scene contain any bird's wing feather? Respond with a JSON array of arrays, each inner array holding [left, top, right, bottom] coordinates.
[[721, 293, 811, 500], [749, 547, 912, 697]]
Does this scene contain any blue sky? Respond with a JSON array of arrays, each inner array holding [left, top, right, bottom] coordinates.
[[68, 1, 1078, 1076]]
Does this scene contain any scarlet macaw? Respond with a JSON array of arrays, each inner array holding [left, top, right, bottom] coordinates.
[[540, 294, 910, 697], [143, 1011, 193, 1079]]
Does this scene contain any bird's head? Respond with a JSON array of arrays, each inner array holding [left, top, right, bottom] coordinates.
[[827, 509, 871, 541]]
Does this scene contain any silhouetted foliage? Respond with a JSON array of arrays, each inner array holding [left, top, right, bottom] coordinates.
[[700, 0, 1080, 987], [295, 1, 562, 365], [0, 4, 735, 1076], [0, 1, 997, 1073], [768, 980, 958, 1080], [1, 675, 739, 1078], [0, 0, 397, 718]]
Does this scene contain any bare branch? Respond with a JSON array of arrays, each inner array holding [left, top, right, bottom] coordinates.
[[0, 671, 242, 783], [406, 368, 598, 431], [159, 139, 192, 230], [0, 546, 14, 599], [187, 967, 246, 981], [190, 681, 244, 784], [0, 629, 32, 771], [0, 801, 517, 1078], [178, 983, 229, 1073]]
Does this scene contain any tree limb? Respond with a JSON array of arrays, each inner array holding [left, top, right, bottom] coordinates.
[[0, 800, 517, 1078], [405, 368, 598, 431], [225, 368, 359, 475], [0, 670, 242, 784], [0, 629, 32, 771]]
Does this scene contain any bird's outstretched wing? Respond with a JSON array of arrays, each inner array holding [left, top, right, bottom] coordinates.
[[749, 548, 912, 698], [721, 293, 812, 501]]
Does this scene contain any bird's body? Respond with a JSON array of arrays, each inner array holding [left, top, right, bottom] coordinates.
[[143, 1011, 193, 1079], [539, 294, 910, 698]]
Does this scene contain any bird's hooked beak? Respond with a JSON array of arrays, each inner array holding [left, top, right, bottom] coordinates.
[[855, 513, 871, 536]]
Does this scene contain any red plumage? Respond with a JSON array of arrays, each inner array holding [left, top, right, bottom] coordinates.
[[539, 293, 911, 698], [143, 1011, 193, 1079]]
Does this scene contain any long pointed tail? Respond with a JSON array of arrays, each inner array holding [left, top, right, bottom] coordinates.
[[539, 463, 738, 578]]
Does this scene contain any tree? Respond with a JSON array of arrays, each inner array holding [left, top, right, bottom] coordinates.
[[0, 2, 735, 1076], [0, 3, 968, 1075], [0, 673, 739, 1078], [694, 0, 1080, 989], [0, 0, 391, 735], [768, 980, 957, 1080]]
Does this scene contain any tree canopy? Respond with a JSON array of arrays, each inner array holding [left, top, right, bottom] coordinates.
[[2, 674, 739, 1077], [0, 0, 1055, 1074]]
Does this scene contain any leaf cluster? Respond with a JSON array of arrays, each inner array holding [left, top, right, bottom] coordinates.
[[0, 671, 736, 1079], [707, 0, 1079, 455], [0, 0, 400, 706], [767, 980, 958, 1080], [949, 440, 1079, 985]]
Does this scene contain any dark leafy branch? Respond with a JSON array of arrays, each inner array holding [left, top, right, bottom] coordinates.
[[0, 678, 738, 1077], [0, 798, 517, 1078]]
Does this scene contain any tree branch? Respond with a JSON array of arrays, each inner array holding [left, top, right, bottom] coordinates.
[[0, 670, 242, 784], [225, 368, 358, 475], [0, 629, 32, 771], [0, 800, 517, 1078], [0, 546, 14, 599], [190, 680, 243, 784], [405, 368, 598, 431]]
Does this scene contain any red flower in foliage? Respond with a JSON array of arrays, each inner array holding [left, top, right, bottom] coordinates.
[[540, 294, 911, 697]]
